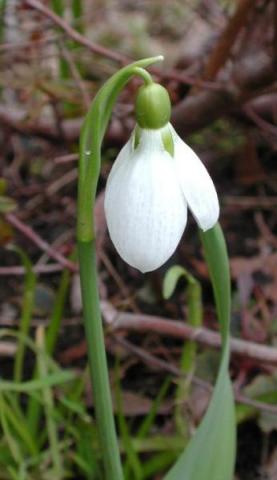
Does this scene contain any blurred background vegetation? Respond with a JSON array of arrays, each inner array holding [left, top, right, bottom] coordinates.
[[0, 0, 276, 479]]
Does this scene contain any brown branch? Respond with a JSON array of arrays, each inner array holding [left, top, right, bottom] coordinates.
[[46, 168, 78, 195], [0, 342, 17, 357], [202, 0, 254, 81], [24, 0, 227, 92], [114, 335, 211, 390], [2, 2, 275, 142], [115, 336, 277, 415], [54, 153, 78, 164], [0, 34, 60, 52], [172, 55, 275, 136], [1, 7, 275, 141], [5, 213, 77, 272], [0, 264, 66, 275], [109, 311, 277, 366], [0, 105, 124, 144], [25, 0, 128, 64], [1, 90, 275, 146], [274, 0, 277, 73], [223, 195, 277, 210], [243, 104, 277, 136]]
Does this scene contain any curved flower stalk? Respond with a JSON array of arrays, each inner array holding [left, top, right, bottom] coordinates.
[[77, 57, 236, 480], [77, 56, 165, 480], [105, 124, 219, 272]]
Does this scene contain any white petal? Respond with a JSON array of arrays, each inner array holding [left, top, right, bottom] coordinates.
[[170, 125, 219, 231], [105, 133, 133, 185], [104, 129, 187, 273]]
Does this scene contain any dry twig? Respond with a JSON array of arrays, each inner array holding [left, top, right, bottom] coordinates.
[[25, 0, 128, 63], [108, 310, 277, 366], [202, 0, 254, 81], [0, 264, 65, 275], [5, 213, 77, 272], [115, 336, 277, 415]]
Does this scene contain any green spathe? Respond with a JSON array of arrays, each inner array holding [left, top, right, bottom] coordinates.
[[135, 83, 171, 129]]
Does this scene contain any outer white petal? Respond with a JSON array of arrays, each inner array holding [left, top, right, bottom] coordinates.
[[170, 125, 219, 231], [104, 129, 187, 273]]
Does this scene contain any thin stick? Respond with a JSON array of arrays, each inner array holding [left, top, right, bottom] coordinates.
[[5, 213, 76, 272], [202, 0, 254, 81], [25, 0, 221, 91], [0, 264, 66, 275], [114, 336, 277, 415], [110, 311, 277, 366], [25, 0, 128, 63]]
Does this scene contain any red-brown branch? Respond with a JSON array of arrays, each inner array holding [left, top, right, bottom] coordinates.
[[202, 0, 254, 81], [24, 0, 223, 91], [109, 311, 277, 366], [5, 213, 77, 272], [0, 264, 65, 275], [114, 336, 277, 415], [24, 0, 128, 64]]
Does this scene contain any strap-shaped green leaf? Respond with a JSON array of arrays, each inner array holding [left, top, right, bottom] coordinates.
[[165, 224, 236, 480]]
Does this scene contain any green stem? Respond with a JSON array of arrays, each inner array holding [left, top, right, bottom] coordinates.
[[51, 0, 64, 15], [12, 248, 36, 384], [133, 67, 153, 85], [78, 240, 123, 480], [27, 258, 72, 436], [37, 326, 63, 478], [77, 56, 163, 480], [46, 252, 74, 354], [115, 358, 143, 480], [176, 274, 202, 436], [0, 0, 7, 45], [72, 0, 84, 33], [200, 223, 230, 350]]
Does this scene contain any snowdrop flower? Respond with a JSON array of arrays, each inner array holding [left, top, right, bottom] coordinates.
[[104, 82, 219, 273]]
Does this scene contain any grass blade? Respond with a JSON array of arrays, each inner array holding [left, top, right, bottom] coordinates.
[[36, 326, 64, 478]]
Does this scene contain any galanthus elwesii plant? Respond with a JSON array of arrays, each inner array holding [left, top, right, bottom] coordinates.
[[77, 56, 236, 480], [104, 82, 219, 272]]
